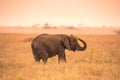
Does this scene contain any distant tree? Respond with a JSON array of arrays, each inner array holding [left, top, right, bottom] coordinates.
[[32, 24, 40, 27], [43, 23, 50, 29], [65, 26, 78, 30], [16, 25, 21, 27], [102, 25, 106, 28], [78, 23, 84, 27], [114, 30, 120, 35], [42, 23, 57, 29], [52, 26, 57, 29]]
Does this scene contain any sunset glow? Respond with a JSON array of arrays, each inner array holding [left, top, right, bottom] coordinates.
[[0, 0, 120, 27]]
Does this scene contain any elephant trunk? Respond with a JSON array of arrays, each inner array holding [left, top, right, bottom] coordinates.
[[77, 38, 87, 51]]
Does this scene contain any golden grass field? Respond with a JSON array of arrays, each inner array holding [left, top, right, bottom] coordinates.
[[0, 33, 120, 80]]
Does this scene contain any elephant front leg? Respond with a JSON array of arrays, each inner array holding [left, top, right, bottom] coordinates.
[[58, 52, 66, 63]]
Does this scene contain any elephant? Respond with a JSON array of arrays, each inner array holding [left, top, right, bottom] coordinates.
[[31, 34, 87, 64]]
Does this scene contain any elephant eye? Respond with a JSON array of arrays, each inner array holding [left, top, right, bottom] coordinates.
[[70, 39, 76, 45], [72, 39, 77, 42], [71, 38, 75, 41]]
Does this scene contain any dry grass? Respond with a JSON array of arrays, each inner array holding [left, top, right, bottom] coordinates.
[[0, 33, 120, 80]]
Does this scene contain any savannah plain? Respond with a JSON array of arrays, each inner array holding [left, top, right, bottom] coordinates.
[[0, 27, 120, 80]]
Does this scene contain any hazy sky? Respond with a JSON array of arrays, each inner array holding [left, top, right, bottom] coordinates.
[[0, 0, 120, 27]]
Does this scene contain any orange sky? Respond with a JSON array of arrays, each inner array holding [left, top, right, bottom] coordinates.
[[0, 0, 120, 27]]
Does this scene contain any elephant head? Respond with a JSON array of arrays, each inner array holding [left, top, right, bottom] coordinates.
[[63, 35, 87, 51]]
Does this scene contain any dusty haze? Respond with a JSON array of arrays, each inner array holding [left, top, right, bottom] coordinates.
[[0, 26, 120, 35]]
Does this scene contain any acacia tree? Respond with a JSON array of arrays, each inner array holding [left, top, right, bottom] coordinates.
[[115, 30, 120, 35]]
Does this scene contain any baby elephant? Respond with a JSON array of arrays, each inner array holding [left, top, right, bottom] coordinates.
[[31, 34, 87, 64]]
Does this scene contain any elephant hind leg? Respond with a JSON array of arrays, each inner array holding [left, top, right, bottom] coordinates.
[[31, 46, 40, 62], [41, 52, 49, 64], [42, 58, 48, 64], [33, 54, 41, 62], [33, 48, 49, 64]]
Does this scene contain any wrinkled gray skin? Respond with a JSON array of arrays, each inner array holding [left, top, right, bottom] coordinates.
[[31, 34, 87, 64]]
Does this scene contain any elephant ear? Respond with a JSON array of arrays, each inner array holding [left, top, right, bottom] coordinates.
[[63, 37, 71, 50]]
